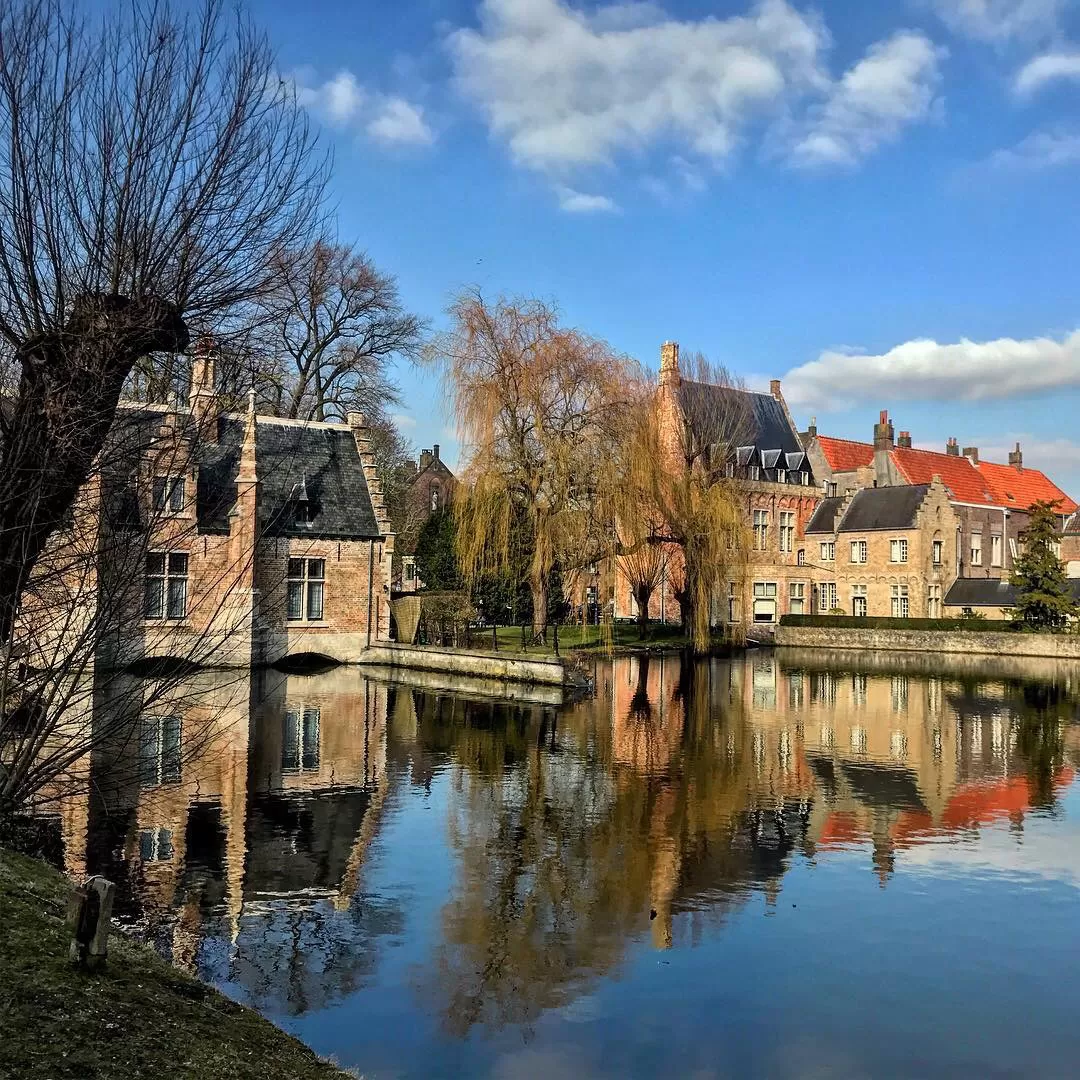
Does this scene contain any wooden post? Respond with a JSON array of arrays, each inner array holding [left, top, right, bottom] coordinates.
[[492, 622, 498, 651], [553, 622, 560, 657], [68, 876, 115, 970]]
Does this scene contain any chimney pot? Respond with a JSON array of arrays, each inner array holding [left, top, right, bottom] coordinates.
[[963, 446, 979, 464], [897, 430, 912, 449], [1009, 442, 1023, 469], [946, 437, 960, 457], [433, 443, 440, 461]]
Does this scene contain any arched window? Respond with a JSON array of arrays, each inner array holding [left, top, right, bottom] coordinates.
[[431, 486, 440, 512]]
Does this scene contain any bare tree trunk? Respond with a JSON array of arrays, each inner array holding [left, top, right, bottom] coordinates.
[[0, 295, 188, 643], [635, 583, 653, 640]]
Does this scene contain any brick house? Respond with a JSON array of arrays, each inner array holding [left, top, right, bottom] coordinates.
[[60, 347, 394, 669], [804, 414, 1076, 585], [612, 342, 826, 631], [397, 444, 457, 593], [805, 479, 958, 618]]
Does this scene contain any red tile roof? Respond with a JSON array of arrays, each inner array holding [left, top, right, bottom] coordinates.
[[975, 460, 1077, 515], [890, 446, 997, 505], [816, 433, 1077, 512], [816, 436, 874, 471]]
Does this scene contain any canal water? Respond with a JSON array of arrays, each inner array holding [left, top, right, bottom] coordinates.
[[58, 651, 1080, 1078]]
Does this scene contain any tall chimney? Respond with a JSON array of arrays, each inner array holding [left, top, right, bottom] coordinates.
[[963, 446, 979, 464], [897, 430, 912, 449], [1009, 442, 1023, 469], [807, 416, 817, 438], [433, 443, 440, 462], [419, 448, 433, 472], [188, 336, 219, 444], [770, 379, 782, 400], [873, 410, 895, 487], [946, 437, 960, 457], [659, 341, 680, 387]]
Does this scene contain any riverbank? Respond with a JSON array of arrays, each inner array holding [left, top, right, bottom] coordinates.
[[775, 623, 1080, 659], [0, 848, 350, 1080]]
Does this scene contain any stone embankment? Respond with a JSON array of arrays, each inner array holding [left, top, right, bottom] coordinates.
[[775, 624, 1080, 660], [359, 643, 572, 687]]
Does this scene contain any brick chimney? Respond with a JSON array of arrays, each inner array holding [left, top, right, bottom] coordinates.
[[1009, 442, 1023, 469], [188, 336, 219, 443], [419, 448, 433, 472], [432, 443, 440, 463], [945, 437, 960, 457], [897, 430, 912, 449], [806, 416, 817, 438], [963, 446, 979, 464], [873, 410, 895, 487], [770, 379, 782, 400], [659, 341, 680, 387]]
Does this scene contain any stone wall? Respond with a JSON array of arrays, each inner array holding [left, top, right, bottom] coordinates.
[[360, 643, 569, 686], [775, 623, 1080, 660]]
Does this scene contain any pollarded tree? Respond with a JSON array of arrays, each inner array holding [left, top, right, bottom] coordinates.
[[436, 292, 631, 644], [0, 0, 326, 644], [1010, 501, 1077, 631]]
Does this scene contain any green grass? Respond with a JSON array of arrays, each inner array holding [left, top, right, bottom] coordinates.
[[0, 848, 352, 1080], [459, 621, 703, 656]]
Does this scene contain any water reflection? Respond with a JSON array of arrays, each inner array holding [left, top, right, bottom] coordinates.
[[51, 651, 1080, 1076]]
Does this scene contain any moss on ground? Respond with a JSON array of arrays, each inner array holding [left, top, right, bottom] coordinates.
[[0, 848, 352, 1080]]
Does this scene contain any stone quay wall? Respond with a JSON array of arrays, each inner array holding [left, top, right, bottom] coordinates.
[[775, 624, 1080, 660]]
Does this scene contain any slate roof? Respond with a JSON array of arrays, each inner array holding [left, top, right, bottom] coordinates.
[[677, 382, 804, 456], [944, 578, 1018, 608], [805, 497, 844, 535], [836, 485, 930, 532], [106, 407, 382, 540]]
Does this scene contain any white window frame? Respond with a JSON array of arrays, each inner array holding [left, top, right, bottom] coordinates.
[[852, 584, 867, 618], [890, 538, 908, 564], [779, 511, 796, 553], [752, 581, 778, 623], [850, 539, 868, 564], [970, 532, 982, 567], [991, 534, 1003, 567], [819, 582, 838, 613], [789, 581, 806, 615], [144, 551, 188, 620], [753, 510, 769, 551], [287, 557, 326, 622], [932, 539, 943, 565], [890, 584, 910, 618], [820, 541, 835, 562], [152, 475, 186, 514]]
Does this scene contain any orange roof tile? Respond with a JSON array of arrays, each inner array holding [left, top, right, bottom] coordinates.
[[816, 435, 874, 472], [975, 460, 1077, 515], [890, 446, 997, 505]]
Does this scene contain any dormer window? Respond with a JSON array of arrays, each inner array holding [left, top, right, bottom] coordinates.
[[291, 475, 313, 527], [777, 469, 786, 484], [295, 501, 314, 526]]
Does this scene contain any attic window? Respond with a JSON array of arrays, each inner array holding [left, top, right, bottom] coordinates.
[[295, 501, 314, 526]]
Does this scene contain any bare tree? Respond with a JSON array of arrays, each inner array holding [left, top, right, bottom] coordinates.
[[253, 239, 424, 422], [0, 0, 326, 644]]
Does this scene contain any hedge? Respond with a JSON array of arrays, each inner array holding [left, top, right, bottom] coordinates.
[[779, 614, 1018, 632]]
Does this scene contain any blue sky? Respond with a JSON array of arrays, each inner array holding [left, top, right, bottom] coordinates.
[[262, 0, 1080, 495]]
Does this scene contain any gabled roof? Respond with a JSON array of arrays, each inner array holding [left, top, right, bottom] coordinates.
[[816, 435, 874, 472], [677, 382, 804, 457], [837, 485, 930, 532], [890, 446, 996, 504], [941, 577, 1080, 607], [975, 460, 1077, 515], [805, 497, 844, 535]]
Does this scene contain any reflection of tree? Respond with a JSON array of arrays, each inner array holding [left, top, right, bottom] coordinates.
[[417, 658, 801, 1036]]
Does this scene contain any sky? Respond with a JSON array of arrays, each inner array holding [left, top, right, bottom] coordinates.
[[259, 0, 1080, 496]]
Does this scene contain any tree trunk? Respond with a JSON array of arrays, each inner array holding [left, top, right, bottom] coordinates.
[[0, 294, 189, 643], [635, 583, 653, 640], [530, 569, 548, 645]]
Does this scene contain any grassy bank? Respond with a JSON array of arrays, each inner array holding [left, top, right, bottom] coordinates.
[[462, 622, 705, 656], [0, 848, 350, 1080]]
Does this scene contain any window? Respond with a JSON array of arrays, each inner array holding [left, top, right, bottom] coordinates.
[[789, 582, 806, 615], [431, 486, 440, 512], [294, 499, 314, 526], [927, 584, 942, 618], [819, 582, 838, 613], [144, 552, 188, 619], [283, 706, 321, 772], [752, 581, 777, 623], [748, 465, 761, 481], [152, 476, 185, 513], [798, 472, 809, 486], [890, 584, 910, 618], [932, 539, 943, 565], [753, 510, 769, 550], [287, 558, 325, 621], [797, 549, 806, 566], [852, 584, 867, 618], [139, 716, 181, 787], [850, 539, 868, 564], [139, 828, 174, 863], [777, 469, 786, 484], [820, 541, 835, 562], [728, 581, 740, 623], [991, 534, 1003, 567], [779, 511, 796, 553], [826, 481, 838, 498], [1009, 537, 1019, 561], [890, 538, 908, 563], [970, 532, 982, 566], [852, 673, 868, 707]]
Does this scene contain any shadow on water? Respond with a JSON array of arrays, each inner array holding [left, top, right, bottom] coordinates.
[[45, 648, 1080, 1076]]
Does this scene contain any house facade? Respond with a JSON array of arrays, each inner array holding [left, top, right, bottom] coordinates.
[[42, 346, 395, 670]]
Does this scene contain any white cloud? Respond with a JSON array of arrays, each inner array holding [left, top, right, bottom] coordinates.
[[791, 32, 945, 168], [930, 0, 1063, 42], [987, 128, 1080, 168], [447, 0, 946, 202], [389, 412, 417, 430], [292, 70, 434, 147], [367, 98, 434, 146], [555, 185, 620, 213], [1014, 50, 1080, 96], [783, 330, 1080, 410]]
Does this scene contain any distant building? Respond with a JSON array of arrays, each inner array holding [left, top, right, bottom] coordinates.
[[397, 443, 458, 594]]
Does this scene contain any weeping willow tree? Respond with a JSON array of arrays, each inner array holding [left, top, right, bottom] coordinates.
[[436, 292, 631, 643], [608, 351, 753, 652]]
